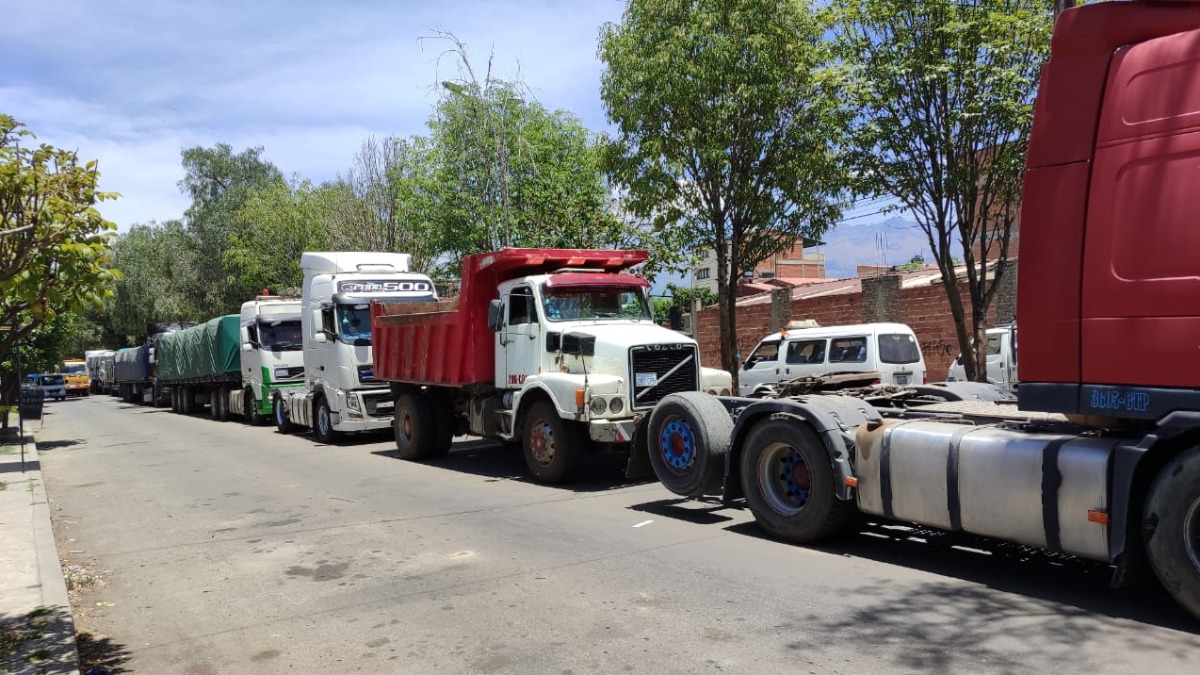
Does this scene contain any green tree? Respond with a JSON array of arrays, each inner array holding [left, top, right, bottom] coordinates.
[[423, 35, 630, 271], [178, 144, 283, 317], [833, 0, 1050, 381], [108, 220, 195, 340], [226, 176, 332, 296], [599, 0, 851, 382], [0, 114, 119, 420]]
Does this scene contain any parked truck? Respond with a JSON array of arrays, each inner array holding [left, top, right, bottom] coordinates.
[[628, 0, 1200, 622], [97, 351, 117, 395], [59, 358, 89, 396], [372, 248, 733, 484], [157, 315, 242, 417], [84, 350, 114, 394], [274, 252, 437, 443]]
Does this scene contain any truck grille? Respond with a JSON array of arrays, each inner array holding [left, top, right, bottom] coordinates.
[[363, 391, 394, 417], [629, 344, 699, 410]]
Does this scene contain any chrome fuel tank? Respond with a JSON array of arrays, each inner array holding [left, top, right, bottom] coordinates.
[[854, 421, 1116, 561]]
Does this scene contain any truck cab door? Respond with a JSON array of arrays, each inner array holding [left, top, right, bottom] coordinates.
[[500, 286, 539, 388]]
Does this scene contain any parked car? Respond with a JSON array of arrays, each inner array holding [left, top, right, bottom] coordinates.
[[738, 321, 926, 397], [946, 325, 1018, 391], [28, 373, 67, 401]]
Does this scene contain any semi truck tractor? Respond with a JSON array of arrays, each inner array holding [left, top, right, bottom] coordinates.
[[274, 252, 437, 443], [372, 248, 733, 484], [113, 340, 162, 404], [628, 0, 1200, 621]]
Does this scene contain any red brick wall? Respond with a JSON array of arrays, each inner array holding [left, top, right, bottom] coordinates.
[[696, 279, 1002, 381]]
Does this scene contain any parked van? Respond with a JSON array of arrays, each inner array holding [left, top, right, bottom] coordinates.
[[738, 321, 926, 396], [946, 325, 1017, 391], [28, 373, 67, 401]]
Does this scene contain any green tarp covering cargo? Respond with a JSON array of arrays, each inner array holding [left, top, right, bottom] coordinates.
[[156, 315, 241, 383]]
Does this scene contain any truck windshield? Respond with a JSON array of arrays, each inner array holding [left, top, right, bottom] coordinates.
[[337, 304, 372, 345], [259, 320, 303, 350], [60, 363, 86, 374], [540, 286, 652, 322]]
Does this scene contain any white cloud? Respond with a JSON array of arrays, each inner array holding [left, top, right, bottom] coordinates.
[[2, 0, 624, 230]]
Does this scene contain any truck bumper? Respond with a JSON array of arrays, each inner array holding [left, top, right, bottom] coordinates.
[[589, 419, 636, 444], [335, 412, 393, 433]]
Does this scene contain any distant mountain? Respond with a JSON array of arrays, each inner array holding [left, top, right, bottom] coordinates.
[[817, 216, 957, 279]]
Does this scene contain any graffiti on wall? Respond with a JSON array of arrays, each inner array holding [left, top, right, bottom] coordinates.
[[920, 338, 955, 357]]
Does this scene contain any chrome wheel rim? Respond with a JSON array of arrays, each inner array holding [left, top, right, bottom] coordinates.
[[530, 420, 555, 466]]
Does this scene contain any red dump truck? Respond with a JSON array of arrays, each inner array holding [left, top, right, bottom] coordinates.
[[628, 0, 1200, 621], [372, 248, 731, 484]]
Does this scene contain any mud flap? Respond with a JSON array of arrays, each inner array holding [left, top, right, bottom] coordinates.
[[625, 415, 653, 479]]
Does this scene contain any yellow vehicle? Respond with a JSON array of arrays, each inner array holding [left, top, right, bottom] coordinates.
[[60, 358, 90, 396]]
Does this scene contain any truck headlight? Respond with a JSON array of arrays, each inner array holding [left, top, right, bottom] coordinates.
[[274, 367, 290, 379], [345, 395, 361, 412], [608, 397, 624, 414], [589, 397, 608, 416]]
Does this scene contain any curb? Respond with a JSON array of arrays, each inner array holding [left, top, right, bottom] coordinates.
[[5, 425, 81, 675]]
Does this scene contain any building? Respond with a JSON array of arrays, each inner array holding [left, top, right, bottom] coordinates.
[[692, 237, 825, 293]]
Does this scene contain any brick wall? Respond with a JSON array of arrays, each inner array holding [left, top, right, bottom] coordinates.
[[696, 271, 1016, 380]]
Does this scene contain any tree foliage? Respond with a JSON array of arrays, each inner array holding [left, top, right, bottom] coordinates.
[[226, 177, 332, 297], [423, 35, 630, 272], [0, 114, 119, 409], [599, 0, 851, 381], [832, 0, 1051, 381], [107, 220, 196, 340], [178, 144, 283, 317]]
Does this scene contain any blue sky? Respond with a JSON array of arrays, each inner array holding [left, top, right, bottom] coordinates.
[[2, 0, 627, 230]]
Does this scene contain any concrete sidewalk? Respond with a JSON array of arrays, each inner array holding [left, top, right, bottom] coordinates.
[[0, 412, 79, 675]]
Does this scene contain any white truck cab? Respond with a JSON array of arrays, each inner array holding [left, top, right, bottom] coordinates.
[[492, 270, 732, 448], [278, 252, 436, 443], [226, 297, 305, 424], [738, 321, 926, 396], [946, 325, 1018, 391]]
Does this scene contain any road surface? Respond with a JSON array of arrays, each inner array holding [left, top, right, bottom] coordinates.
[[36, 396, 1200, 674]]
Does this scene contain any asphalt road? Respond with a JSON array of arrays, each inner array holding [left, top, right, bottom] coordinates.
[[36, 396, 1200, 674]]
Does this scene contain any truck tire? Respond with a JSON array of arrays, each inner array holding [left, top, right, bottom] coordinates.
[[152, 382, 165, 408], [1143, 446, 1200, 621], [740, 418, 853, 544], [274, 394, 296, 434], [646, 392, 732, 497], [394, 392, 438, 460], [210, 389, 222, 420], [243, 388, 265, 426], [180, 386, 192, 414], [522, 399, 584, 484], [314, 396, 339, 444]]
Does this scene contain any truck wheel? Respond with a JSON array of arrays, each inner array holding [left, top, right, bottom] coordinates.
[[152, 382, 165, 408], [209, 390, 222, 420], [394, 392, 436, 460], [243, 388, 265, 426], [1143, 446, 1200, 621], [646, 392, 732, 497], [170, 387, 178, 413], [179, 386, 191, 414], [314, 397, 339, 444], [740, 418, 852, 544], [274, 394, 296, 434], [522, 399, 583, 484]]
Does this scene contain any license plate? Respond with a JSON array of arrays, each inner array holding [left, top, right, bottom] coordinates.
[[895, 375, 909, 385], [635, 372, 658, 387]]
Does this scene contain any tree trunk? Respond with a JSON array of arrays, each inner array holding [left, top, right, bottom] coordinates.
[[714, 238, 739, 390]]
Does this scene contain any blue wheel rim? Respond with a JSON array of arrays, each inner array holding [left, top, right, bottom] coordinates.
[[658, 416, 696, 475]]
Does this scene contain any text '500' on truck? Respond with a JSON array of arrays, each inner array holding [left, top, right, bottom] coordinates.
[[372, 248, 733, 484], [628, 0, 1200, 622], [274, 252, 437, 444]]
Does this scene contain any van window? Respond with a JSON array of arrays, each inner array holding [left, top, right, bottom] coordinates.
[[785, 339, 826, 365], [986, 334, 1003, 356], [829, 337, 868, 363], [878, 333, 920, 364], [744, 340, 780, 369]]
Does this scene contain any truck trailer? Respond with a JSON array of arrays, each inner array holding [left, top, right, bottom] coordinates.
[[84, 350, 114, 394], [629, 0, 1200, 622], [274, 252, 437, 443], [157, 315, 242, 417], [372, 248, 733, 484]]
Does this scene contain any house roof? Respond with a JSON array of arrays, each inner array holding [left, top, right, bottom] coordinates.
[[736, 260, 1012, 307]]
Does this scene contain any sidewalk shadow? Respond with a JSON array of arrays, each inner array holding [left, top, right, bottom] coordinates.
[[0, 605, 124, 674], [372, 438, 655, 493], [36, 439, 83, 452]]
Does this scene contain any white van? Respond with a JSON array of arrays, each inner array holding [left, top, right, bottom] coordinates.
[[946, 325, 1018, 391], [738, 321, 926, 396]]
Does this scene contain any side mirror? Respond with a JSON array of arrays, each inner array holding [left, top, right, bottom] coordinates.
[[241, 343, 254, 352], [313, 333, 328, 344], [487, 299, 504, 332]]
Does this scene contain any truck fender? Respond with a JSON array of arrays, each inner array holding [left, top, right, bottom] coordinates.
[[625, 414, 653, 480], [1108, 411, 1200, 582], [511, 384, 569, 436], [724, 396, 881, 503]]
